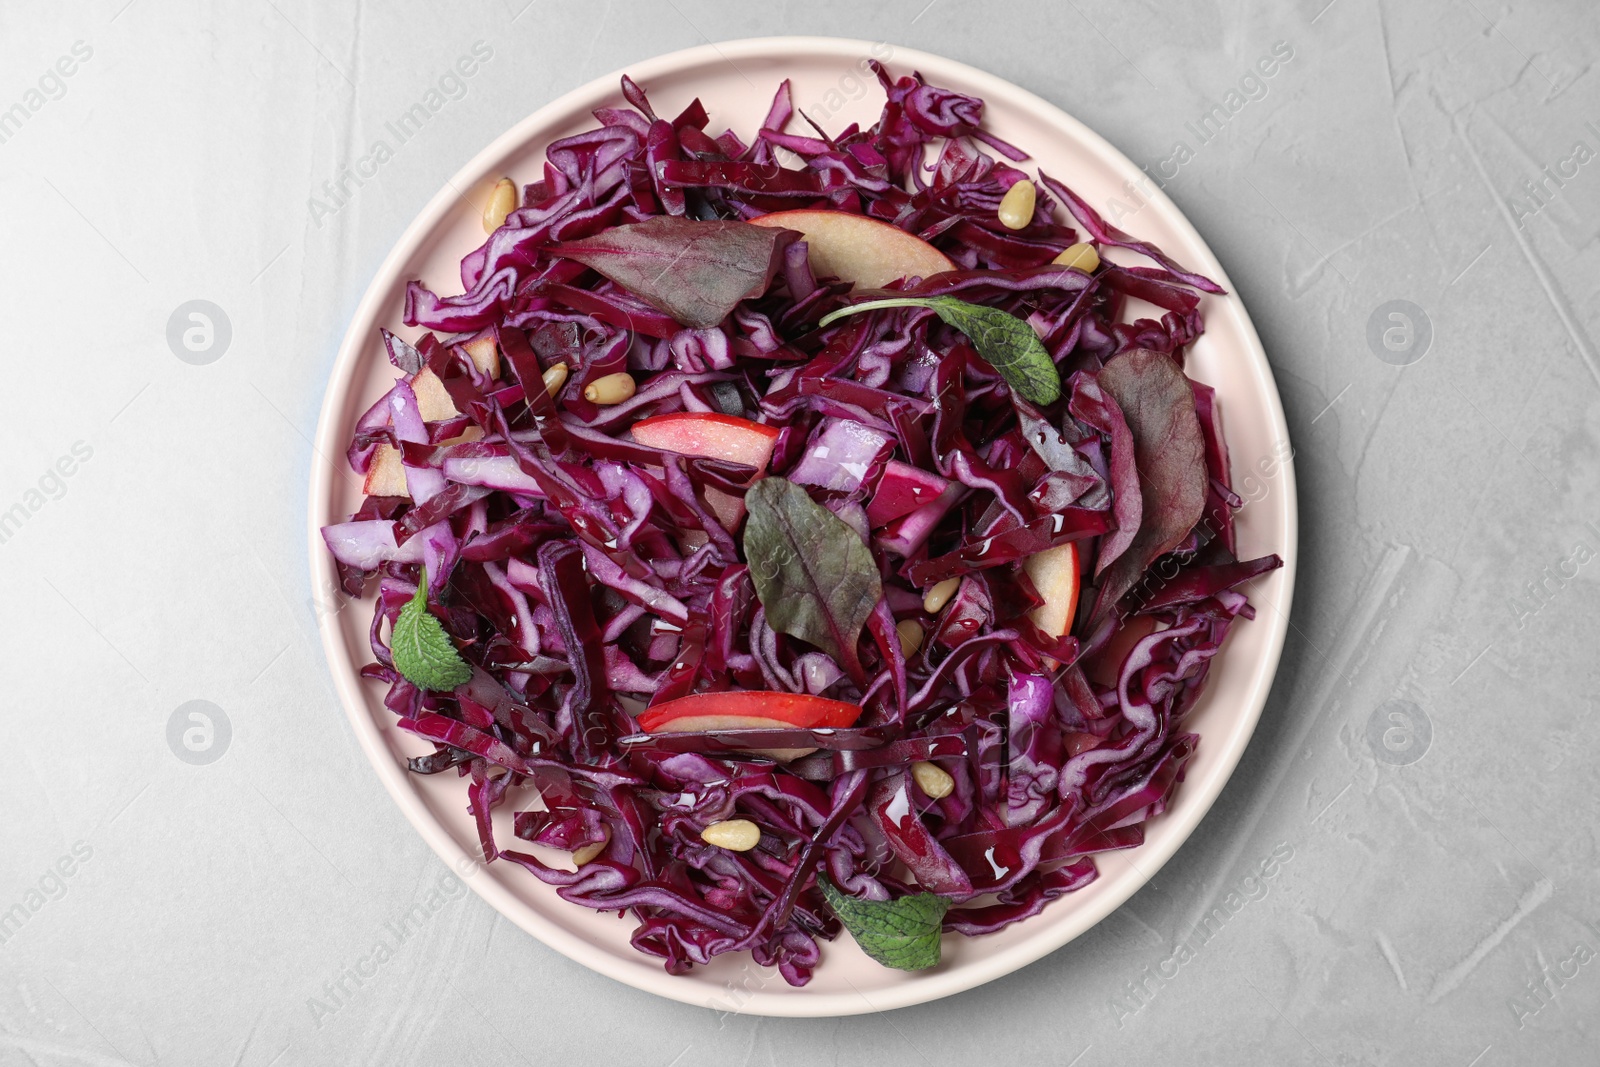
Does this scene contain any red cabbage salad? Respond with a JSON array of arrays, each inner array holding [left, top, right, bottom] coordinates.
[[322, 63, 1282, 984]]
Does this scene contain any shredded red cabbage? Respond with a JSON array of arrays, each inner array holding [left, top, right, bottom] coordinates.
[[322, 62, 1282, 986]]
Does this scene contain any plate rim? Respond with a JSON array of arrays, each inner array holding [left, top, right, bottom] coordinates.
[[308, 33, 1298, 1017]]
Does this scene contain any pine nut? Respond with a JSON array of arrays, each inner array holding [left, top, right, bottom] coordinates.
[[997, 180, 1036, 230], [1052, 242, 1100, 273], [584, 372, 636, 405], [542, 361, 569, 397], [896, 619, 924, 657], [700, 818, 761, 851], [571, 831, 608, 866], [483, 177, 517, 233], [923, 577, 962, 614], [912, 760, 954, 799]]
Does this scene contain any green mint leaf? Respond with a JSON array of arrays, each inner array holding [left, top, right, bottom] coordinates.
[[391, 567, 473, 692], [817, 295, 1061, 405], [819, 876, 949, 971], [743, 477, 883, 685]]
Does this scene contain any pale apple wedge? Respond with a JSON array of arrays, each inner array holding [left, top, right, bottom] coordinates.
[[458, 332, 500, 378], [363, 445, 409, 497], [412, 367, 459, 422], [631, 413, 779, 529], [1023, 540, 1082, 638], [750, 209, 954, 289], [637, 691, 863, 762], [362, 369, 465, 498]]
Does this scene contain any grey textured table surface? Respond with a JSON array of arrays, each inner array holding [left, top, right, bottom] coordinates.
[[4, 0, 1598, 1063]]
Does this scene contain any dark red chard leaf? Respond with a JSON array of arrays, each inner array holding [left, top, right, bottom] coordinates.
[[743, 476, 883, 686], [1191, 380, 1237, 555], [1134, 553, 1283, 614], [1067, 374, 1141, 576], [547, 216, 798, 329], [1088, 349, 1208, 625]]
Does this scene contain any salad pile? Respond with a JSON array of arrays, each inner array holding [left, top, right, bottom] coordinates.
[[322, 63, 1281, 984]]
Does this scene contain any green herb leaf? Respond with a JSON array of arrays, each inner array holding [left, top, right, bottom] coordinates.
[[743, 477, 883, 684], [548, 216, 798, 329], [391, 567, 473, 692], [817, 295, 1061, 405], [819, 876, 949, 971]]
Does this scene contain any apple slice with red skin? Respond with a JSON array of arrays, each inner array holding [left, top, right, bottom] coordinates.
[[749, 209, 955, 289], [637, 691, 861, 732], [866, 460, 952, 528], [638, 690, 863, 761], [630, 413, 779, 529], [1022, 541, 1082, 639], [630, 412, 779, 468]]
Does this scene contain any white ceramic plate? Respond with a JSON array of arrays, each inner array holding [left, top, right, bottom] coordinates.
[[308, 36, 1297, 1017]]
